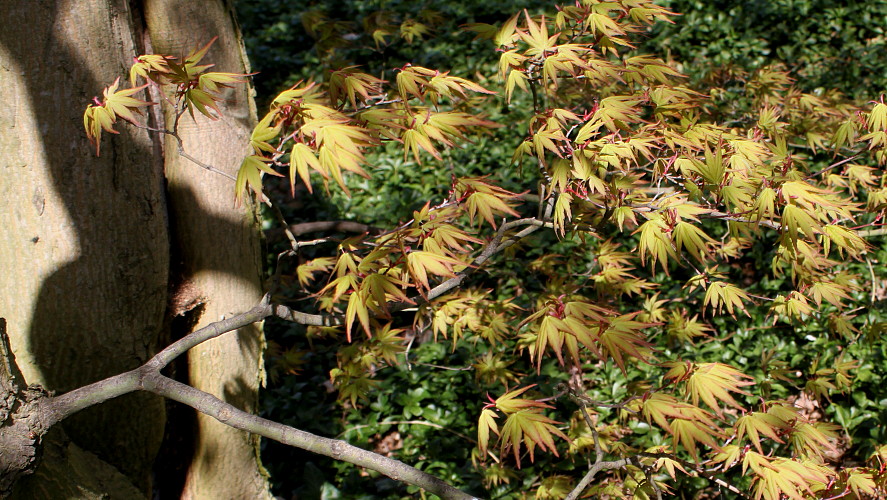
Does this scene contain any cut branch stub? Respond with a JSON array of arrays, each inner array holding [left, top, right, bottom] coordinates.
[[0, 318, 51, 495]]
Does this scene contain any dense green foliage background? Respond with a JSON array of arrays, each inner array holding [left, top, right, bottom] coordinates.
[[644, 0, 887, 100], [235, 1, 887, 498]]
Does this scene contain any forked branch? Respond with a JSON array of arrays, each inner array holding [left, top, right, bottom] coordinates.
[[1, 298, 477, 500]]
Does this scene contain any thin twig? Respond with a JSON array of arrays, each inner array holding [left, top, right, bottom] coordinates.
[[264, 194, 299, 249], [636, 452, 749, 498], [410, 362, 473, 371], [338, 419, 477, 444], [268, 250, 295, 295], [635, 456, 663, 500], [867, 257, 877, 306], [176, 146, 237, 181], [292, 238, 333, 249], [857, 227, 887, 237], [804, 154, 860, 181], [287, 220, 381, 237]]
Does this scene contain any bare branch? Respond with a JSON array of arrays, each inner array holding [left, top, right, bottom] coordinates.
[[564, 457, 632, 500], [26, 296, 478, 500], [420, 218, 551, 305], [286, 220, 382, 237], [271, 302, 342, 327], [145, 374, 479, 500], [176, 146, 237, 182]]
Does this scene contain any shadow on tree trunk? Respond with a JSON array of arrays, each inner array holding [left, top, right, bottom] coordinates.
[[0, 1, 265, 497]]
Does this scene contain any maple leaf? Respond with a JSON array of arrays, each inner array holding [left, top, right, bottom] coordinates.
[[504, 68, 529, 104], [685, 363, 754, 416], [519, 12, 557, 57], [425, 224, 483, 254], [328, 67, 385, 109], [744, 454, 832, 500], [782, 204, 822, 243], [370, 323, 405, 365], [670, 418, 721, 461], [494, 13, 520, 47], [183, 87, 224, 119], [426, 72, 495, 103], [400, 19, 430, 44], [478, 408, 500, 457], [575, 96, 643, 140], [402, 127, 441, 162], [673, 221, 714, 263], [198, 71, 249, 95], [499, 409, 568, 467], [465, 192, 521, 228], [535, 476, 574, 499], [182, 37, 217, 73], [249, 112, 282, 155], [83, 78, 153, 156], [345, 290, 371, 341], [625, 55, 685, 84], [235, 155, 282, 204], [129, 54, 172, 85], [296, 257, 335, 287], [395, 65, 430, 101], [666, 312, 712, 344], [807, 280, 852, 307], [711, 444, 743, 471], [532, 315, 572, 368], [651, 452, 689, 480], [494, 385, 551, 414], [457, 178, 521, 228], [498, 49, 527, 79], [703, 281, 751, 316], [330, 367, 379, 407], [552, 192, 573, 236], [640, 393, 720, 458], [598, 314, 655, 373], [844, 468, 877, 497], [289, 142, 324, 194], [406, 251, 464, 290], [790, 421, 839, 460], [636, 217, 677, 273], [735, 412, 789, 453], [461, 22, 498, 41], [361, 273, 413, 310], [769, 291, 814, 321], [821, 224, 867, 258], [867, 100, 887, 130]]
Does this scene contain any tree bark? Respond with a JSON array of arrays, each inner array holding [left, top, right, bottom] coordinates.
[[0, 0, 269, 497]]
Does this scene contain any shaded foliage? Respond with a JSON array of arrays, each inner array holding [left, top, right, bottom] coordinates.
[[643, 0, 887, 100]]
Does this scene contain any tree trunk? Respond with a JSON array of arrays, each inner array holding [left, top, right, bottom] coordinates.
[[142, 1, 272, 498], [0, 0, 269, 498]]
